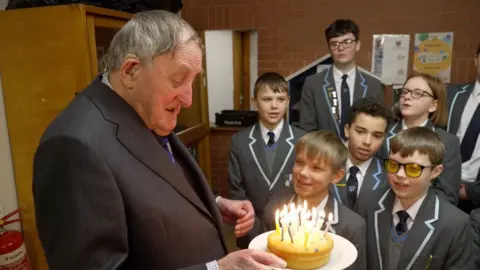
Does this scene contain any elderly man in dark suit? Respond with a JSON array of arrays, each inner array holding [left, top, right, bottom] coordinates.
[[32, 10, 286, 270]]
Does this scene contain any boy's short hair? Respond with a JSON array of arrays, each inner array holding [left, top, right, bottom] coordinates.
[[253, 72, 288, 98], [349, 97, 391, 130], [390, 126, 444, 166], [325, 19, 360, 42], [295, 130, 348, 172]]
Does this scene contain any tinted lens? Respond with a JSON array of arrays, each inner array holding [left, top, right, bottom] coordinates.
[[404, 163, 423, 178], [385, 160, 400, 173]]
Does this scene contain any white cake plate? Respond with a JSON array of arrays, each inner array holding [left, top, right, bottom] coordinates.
[[248, 230, 358, 270]]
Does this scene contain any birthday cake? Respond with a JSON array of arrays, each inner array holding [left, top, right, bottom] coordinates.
[[267, 202, 334, 270], [267, 230, 333, 269]]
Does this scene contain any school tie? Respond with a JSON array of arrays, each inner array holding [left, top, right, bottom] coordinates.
[[395, 210, 410, 235], [346, 166, 359, 208], [340, 74, 351, 140], [267, 131, 275, 147], [160, 137, 175, 163], [460, 103, 480, 162]]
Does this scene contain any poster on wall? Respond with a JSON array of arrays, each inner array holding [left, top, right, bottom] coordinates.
[[413, 32, 453, 82], [371, 34, 410, 85]]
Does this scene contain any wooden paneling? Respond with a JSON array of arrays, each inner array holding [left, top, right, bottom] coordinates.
[[241, 32, 251, 110], [232, 31, 243, 110]]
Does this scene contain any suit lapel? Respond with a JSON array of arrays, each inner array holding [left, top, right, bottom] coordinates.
[[354, 68, 368, 100], [331, 176, 347, 205], [448, 84, 473, 134], [270, 122, 295, 190], [359, 158, 384, 194], [248, 124, 272, 187], [374, 189, 395, 270], [322, 67, 341, 136], [386, 122, 401, 154], [87, 79, 215, 224], [325, 194, 339, 234], [398, 190, 439, 270], [169, 135, 225, 238]]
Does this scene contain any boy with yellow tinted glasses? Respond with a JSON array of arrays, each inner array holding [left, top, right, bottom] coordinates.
[[360, 127, 474, 270], [385, 159, 435, 178]]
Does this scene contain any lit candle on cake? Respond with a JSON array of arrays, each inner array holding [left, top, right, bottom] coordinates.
[[275, 209, 280, 233], [315, 209, 325, 232], [323, 213, 333, 236]]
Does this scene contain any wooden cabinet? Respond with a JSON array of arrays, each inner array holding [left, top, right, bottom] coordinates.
[[0, 5, 210, 269]]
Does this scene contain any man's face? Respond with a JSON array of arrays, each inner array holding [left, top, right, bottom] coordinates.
[[134, 41, 203, 136], [252, 87, 289, 128], [345, 113, 387, 163], [387, 151, 442, 203], [293, 151, 344, 200], [328, 33, 360, 65]]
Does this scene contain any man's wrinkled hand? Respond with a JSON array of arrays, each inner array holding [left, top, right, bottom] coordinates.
[[217, 197, 255, 237], [217, 249, 287, 270]]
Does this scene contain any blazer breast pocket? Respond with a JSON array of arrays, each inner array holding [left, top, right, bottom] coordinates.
[[411, 254, 443, 270]]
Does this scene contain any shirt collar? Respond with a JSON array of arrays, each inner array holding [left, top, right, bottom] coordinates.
[[392, 192, 427, 222], [259, 119, 284, 141], [473, 80, 480, 96], [101, 72, 113, 89], [333, 65, 356, 82], [401, 119, 429, 130], [346, 157, 373, 177]]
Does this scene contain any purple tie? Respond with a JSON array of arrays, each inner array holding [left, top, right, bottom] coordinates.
[[161, 137, 175, 163]]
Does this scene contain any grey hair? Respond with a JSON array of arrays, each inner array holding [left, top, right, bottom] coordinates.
[[104, 10, 201, 72]]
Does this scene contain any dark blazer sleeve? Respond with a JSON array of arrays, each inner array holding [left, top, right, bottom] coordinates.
[[228, 133, 247, 201], [299, 76, 318, 132], [433, 133, 461, 205], [465, 171, 480, 207], [33, 136, 128, 270], [444, 217, 476, 269]]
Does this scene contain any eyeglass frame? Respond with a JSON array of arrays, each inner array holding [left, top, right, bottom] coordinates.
[[384, 158, 436, 178], [395, 87, 436, 100], [328, 39, 357, 50]]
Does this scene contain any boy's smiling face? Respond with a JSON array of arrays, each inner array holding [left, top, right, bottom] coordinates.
[[388, 150, 443, 206], [293, 151, 344, 202], [252, 87, 289, 129]]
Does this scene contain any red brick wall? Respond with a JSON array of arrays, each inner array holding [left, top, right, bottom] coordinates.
[[183, 0, 480, 194], [182, 0, 480, 83]]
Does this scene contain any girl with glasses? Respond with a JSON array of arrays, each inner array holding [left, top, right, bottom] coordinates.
[[381, 73, 462, 206]]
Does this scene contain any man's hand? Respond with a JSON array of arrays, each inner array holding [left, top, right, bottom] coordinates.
[[217, 249, 287, 270], [217, 197, 255, 237], [459, 184, 468, 200]]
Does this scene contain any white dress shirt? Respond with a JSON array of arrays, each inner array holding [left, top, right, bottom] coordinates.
[[401, 119, 429, 130], [333, 65, 356, 117], [456, 81, 480, 183], [346, 157, 373, 196], [392, 193, 427, 230], [259, 119, 284, 145]]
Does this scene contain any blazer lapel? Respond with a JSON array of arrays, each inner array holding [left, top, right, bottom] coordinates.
[[386, 122, 401, 154], [448, 84, 473, 134], [248, 124, 272, 187], [322, 67, 341, 136], [359, 158, 384, 194], [270, 122, 295, 190], [354, 68, 368, 100], [398, 190, 439, 270], [87, 80, 215, 223], [374, 189, 395, 270], [325, 194, 339, 234], [331, 176, 347, 205]]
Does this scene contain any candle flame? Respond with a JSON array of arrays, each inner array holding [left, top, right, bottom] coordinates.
[[328, 212, 333, 222]]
